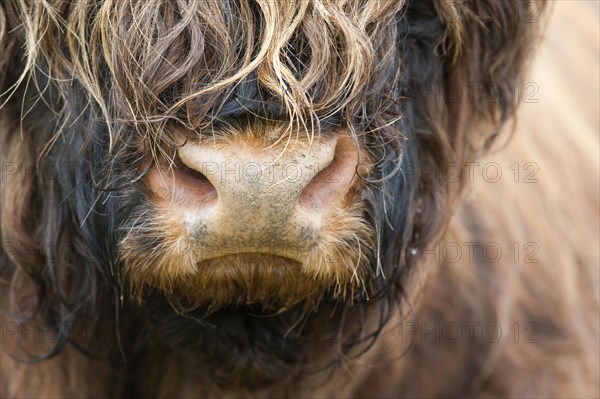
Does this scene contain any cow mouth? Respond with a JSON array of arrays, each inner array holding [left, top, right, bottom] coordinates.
[[182, 253, 327, 311], [196, 252, 303, 266], [120, 200, 376, 310]]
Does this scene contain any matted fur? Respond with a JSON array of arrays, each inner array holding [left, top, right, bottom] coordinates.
[[0, 0, 598, 398]]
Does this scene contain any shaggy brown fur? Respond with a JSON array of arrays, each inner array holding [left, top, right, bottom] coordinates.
[[1, 0, 598, 397]]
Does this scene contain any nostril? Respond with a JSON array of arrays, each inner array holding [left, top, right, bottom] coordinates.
[[299, 136, 360, 209], [145, 153, 219, 208], [175, 153, 212, 186], [169, 152, 219, 206]]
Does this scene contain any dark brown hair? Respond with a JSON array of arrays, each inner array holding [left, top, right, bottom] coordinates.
[[1, 1, 564, 397]]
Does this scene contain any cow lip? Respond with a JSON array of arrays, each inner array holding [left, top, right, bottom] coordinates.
[[194, 252, 304, 267]]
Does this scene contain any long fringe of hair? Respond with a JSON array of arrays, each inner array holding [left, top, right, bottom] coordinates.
[[0, 0, 546, 386]]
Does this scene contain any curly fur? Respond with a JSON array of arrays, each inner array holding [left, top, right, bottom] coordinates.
[[1, 0, 598, 397]]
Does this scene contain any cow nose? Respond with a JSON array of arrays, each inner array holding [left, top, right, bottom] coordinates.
[[148, 134, 360, 262], [176, 136, 357, 211]]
